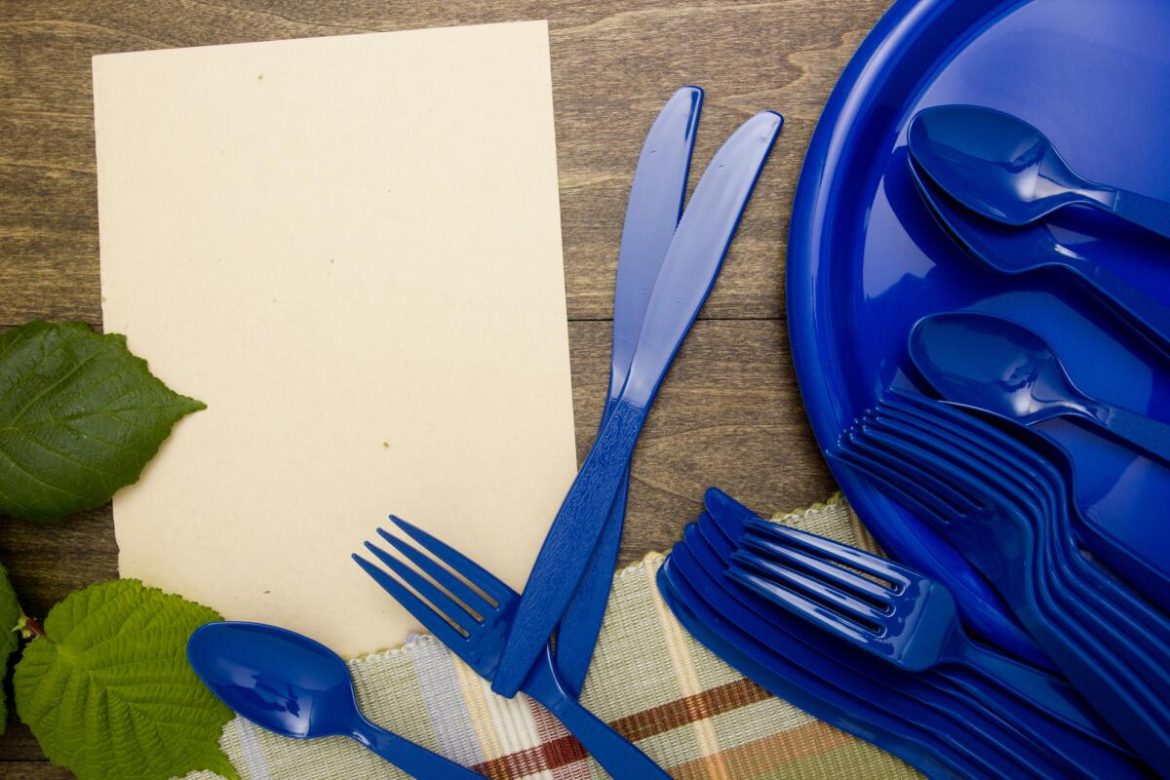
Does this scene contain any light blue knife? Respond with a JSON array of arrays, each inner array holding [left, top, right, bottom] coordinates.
[[494, 109, 783, 696], [554, 85, 703, 696]]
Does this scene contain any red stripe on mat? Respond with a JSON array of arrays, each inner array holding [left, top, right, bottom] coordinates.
[[472, 678, 771, 778]]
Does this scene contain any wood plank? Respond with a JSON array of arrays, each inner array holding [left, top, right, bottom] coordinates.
[[0, 0, 891, 773], [570, 319, 836, 563], [0, 761, 71, 780], [0, 0, 888, 323]]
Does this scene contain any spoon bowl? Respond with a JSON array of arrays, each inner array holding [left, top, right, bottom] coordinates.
[[909, 105, 1170, 239], [188, 621, 356, 740], [187, 621, 481, 778], [909, 310, 1170, 473], [907, 153, 1170, 356], [910, 104, 1092, 226], [908, 311, 1086, 425]]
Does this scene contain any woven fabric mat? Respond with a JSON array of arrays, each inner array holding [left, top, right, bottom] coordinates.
[[185, 496, 921, 779]]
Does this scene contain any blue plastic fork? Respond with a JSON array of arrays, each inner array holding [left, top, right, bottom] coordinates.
[[870, 394, 1170, 657], [862, 397, 1170, 696], [352, 518, 670, 779], [726, 512, 1143, 776], [838, 422, 1170, 711], [699, 495, 1151, 779], [667, 518, 1048, 779], [837, 396, 1170, 772], [660, 549, 987, 779]]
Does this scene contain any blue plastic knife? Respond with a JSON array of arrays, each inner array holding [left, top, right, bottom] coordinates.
[[493, 110, 783, 696], [554, 86, 703, 696]]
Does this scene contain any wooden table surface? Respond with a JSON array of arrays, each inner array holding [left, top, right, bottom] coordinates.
[[0, 1, 891, 776]]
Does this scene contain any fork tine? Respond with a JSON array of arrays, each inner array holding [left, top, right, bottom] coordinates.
[[866, 415, 976, 476], [731, 548, 892, 626], [880, 397, 1055, 506], [874, 406, 1013, 495], [362, 537, 482, 634], [843, 428, 978, 514], [878, 402, 1059, 522], [390, 515, 513, 605], [352, 552, 469, 647], [884, 392, 1035, 469], [868, 421, 1014, 513], [741, 518, 909, 596], [828, 445, 955, 523], [376, 528, 496, 616], [853, 425, 986, 512], [728, 564, 879, 645]]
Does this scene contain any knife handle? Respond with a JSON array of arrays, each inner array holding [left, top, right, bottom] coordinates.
[[1068, 259, 1170, 358], [554, 465, 629, 697], [493, 398, 648, 696]]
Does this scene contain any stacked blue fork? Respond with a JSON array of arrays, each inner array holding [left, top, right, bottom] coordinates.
[[723, 497, 1146, 777], [832, 391, 1170, 773], [656, 488, 1152, 779]]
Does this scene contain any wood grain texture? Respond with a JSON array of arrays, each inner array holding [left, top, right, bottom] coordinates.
[[0, 0, 889, 773]]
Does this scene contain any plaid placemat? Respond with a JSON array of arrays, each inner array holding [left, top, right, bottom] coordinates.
[[184, 496, 920, 779]]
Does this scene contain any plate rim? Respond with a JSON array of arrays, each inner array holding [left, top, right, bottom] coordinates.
[[786, 0, 1006, 509]]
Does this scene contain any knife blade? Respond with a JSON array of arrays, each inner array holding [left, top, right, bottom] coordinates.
[[492, 111, 783, 696], [554, 85, 703, 696]]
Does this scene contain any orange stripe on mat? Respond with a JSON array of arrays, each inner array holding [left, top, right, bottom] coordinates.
[[612, 678, 772, 742], [472, 677, 773, 778], [669, 720, 857, 780]]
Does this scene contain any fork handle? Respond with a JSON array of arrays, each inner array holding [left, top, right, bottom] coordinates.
[[525, 646, 670, 779], [949, 640, 1124, 750]]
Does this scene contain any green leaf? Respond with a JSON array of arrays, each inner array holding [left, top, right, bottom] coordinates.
[[13, 579, 236, 780], [0, 321, 204, 521], [0, 563, 20, 733]]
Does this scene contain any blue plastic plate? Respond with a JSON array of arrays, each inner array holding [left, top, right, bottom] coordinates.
[[788, 0, 1170, 574]]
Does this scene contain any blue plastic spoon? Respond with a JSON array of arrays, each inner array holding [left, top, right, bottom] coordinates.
[[908, 152, 1170, 363], [909, 311, 1170, 467], [909, 104, 1170, 239], [187, 621, 481, 779]]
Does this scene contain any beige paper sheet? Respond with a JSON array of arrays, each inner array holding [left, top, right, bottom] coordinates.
[[94, 22, 577, 657]]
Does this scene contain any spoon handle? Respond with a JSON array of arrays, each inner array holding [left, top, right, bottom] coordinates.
[[1066, 260, 1170, 356], [351, 717, 483, 779], [1090, 401, 1170, 469], [1109, 187, 1170, 241]]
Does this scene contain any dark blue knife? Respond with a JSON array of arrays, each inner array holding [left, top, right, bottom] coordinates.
[[493, 110, 783, 696], [554, 86, 703, 696]]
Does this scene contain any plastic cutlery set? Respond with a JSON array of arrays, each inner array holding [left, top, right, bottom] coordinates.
[[660, 99, 1170, 776], [185, 3, 1170, 777], [188, 87, 782, 778]]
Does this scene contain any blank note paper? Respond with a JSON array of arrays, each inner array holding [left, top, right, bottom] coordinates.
[[94, 21, 576, 657]]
